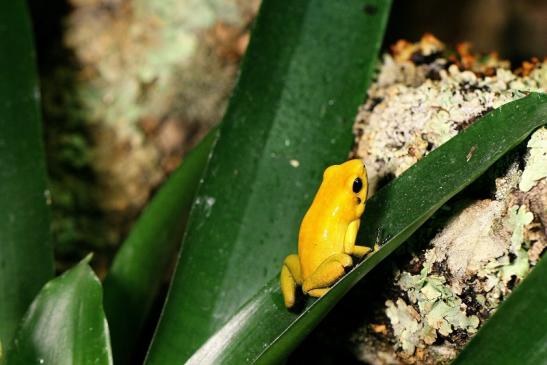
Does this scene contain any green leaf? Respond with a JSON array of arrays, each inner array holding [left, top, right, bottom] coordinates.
[[145, 0, 391, 364], [453, 256, 547, 364], [102, 130, 216, 365], [0, 0, 53, 351], [4, 256, 112, 365], [174, 93, 547, 364]]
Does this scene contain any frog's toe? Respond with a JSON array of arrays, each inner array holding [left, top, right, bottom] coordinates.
[[337, 253, 353, 268], [281, 254, 302, 308], [307, 287, 330, 297], [281, 265, 296, 308], [353, 245, 372, 258]]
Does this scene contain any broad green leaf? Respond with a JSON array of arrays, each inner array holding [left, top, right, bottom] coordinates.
[[145, 0, 392, 363], [453, 256, 547, 364], [4, 256, 112, 365], [178, 93, 547, 364], [103, 130, 216, 365], [0, 0, 53, 351]]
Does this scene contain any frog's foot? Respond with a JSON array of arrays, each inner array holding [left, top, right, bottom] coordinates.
[[307, 288, 330, 298], [352, 245, 372, 258], [302, 253, 352, 294], [281, 254, 302, 308]]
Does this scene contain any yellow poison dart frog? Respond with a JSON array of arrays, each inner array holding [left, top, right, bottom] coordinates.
[[280, 159, 371, 308]]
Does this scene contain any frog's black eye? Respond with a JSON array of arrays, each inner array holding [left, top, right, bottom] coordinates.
[[353, 177, 363, 193]]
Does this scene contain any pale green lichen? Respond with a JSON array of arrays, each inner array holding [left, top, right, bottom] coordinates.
[[506, 205, 534, 250], [472, 204, 533, 289], [385, 201, 536, 355], [425, 200, 507, 294], [48, 0, 255, 252], [501, 249, 529, 283], [386, 299, 422, 354], [495, 162, 521, 200], [388, 265, 479, 355], [352, 37, 546, 364], [499, 205, 534, 282], [519, 127, 547, 192], [66, 0, 244, 137], [353, 50, 547, 193]]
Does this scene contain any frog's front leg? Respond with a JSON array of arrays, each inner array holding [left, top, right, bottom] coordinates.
[[302, 253, 353, 296], [344, 219, 371, 258], [281, 254, 302, 308]]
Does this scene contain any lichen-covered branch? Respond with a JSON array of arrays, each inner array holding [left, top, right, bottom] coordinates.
[[350, 35, 546, 364]]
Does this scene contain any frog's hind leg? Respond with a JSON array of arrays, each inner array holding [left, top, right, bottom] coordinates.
[[281, 254, 302, 308], [302, 253, 352, 295]]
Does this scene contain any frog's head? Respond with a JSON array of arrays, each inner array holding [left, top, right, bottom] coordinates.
[[323, 159, 368, 220]]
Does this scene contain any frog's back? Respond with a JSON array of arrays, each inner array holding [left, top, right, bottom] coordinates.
[[298, 191, 347, 279]]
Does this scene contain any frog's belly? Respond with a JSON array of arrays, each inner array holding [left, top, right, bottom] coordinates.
[[299, 240, 344, 280]]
